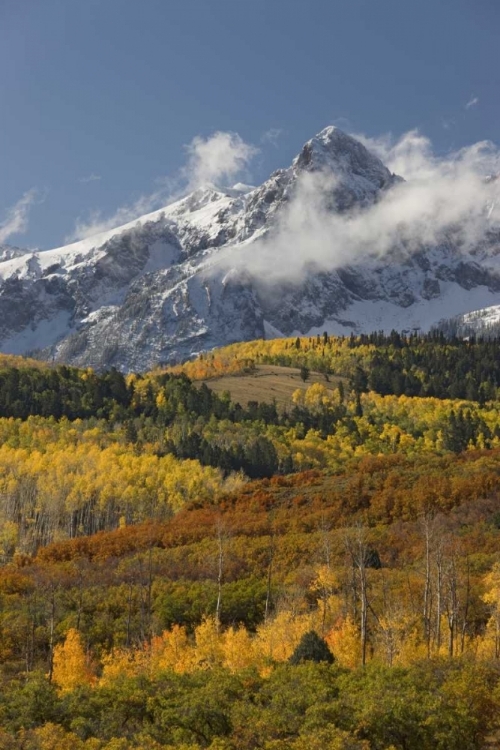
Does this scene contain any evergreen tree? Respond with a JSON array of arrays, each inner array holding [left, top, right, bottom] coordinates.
[[351, 366, 369, 394], [338, 380, 345, 403], [300, 365, 310, 383], [289, 630, 334, 664]]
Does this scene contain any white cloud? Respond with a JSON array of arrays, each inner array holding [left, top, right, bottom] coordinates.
[[79, 173, 101, 183], [465, 96, 479, 109], [0, 190, 37, 245], [69, 131, 258, 241], [184, 131, 258, 189], [68, 124, 500, 287], [354, 129, 439, 180], [223, 128, 500, 283]]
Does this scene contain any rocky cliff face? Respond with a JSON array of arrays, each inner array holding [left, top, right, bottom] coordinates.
[[1, 127, 499, 371]]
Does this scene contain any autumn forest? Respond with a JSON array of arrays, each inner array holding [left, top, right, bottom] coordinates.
[[1, 334, 500, 748]]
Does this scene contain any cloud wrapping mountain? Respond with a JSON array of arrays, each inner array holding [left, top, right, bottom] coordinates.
[[0, 190, 37, 245], [0, 126, 499, 371], [69, 131, 259, 242], [226, 128, 500, 282], [184, 131, 259, 190]]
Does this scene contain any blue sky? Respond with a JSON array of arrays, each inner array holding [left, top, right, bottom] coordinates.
[[1, 0, 499, 249]]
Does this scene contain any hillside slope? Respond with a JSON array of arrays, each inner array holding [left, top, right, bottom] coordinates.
[[0, 341, 499, 746]]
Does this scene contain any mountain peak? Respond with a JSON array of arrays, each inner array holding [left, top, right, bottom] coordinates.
[[315, 124, 357, 145], [287, 126, 398, 214], [293, 125, 393, 185], [0, 124, 497, 371]]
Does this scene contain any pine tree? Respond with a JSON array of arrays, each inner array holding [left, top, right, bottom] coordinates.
[[289, 630, 334, 664]]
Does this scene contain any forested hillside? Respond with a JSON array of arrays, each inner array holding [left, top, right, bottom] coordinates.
[[2, 335, 500, 748]]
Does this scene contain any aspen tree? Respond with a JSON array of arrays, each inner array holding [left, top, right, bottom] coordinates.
[[52, 628, 94, 692]]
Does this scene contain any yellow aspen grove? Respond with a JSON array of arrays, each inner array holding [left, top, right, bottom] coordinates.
[[255, 609, 314, 663], [194, 615, 223, 669], [150, 624, 194, 674], [52, 628, 95, 693], [326, 616, 362, 669], [310, 564, 341, 634], [222, 626, 257, 672], [375, 611, 421, 666]]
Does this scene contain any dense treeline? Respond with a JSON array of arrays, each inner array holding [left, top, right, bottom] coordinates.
[[3, 361, 500, 553], [175, 331, 500, 403], [1, 454, 500, 747], [2, 451, 500, 662], [0, 365, 131, 420], [0, 361, 339, 433], [2, 387, 500, 553], [350, 331, 500, 402], [0, 660, 498, 749], [0, 366, 286, 480], [2, 340, 500, 747]]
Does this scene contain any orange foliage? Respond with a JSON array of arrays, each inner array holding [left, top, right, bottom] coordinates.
[[36, 450, 500, 568]]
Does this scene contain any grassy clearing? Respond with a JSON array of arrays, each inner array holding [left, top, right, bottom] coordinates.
[[199, 364, 346, 409]]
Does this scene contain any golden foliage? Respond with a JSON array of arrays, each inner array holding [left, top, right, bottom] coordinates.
[[326, 617, 362, 669], [255, 610, 315, 663], [150, 625, 194, 674], [52, 628, 95, 693]]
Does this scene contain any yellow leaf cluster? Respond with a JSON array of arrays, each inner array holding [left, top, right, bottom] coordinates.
[[52, 628, 95, 693]]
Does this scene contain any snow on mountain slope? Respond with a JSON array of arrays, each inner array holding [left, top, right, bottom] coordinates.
[[1, 125, 499, 371], [0, 244, 30, 263], [433, 302, 500, 339], [462, 304, 500, 327], [311, 285, 500, 337]]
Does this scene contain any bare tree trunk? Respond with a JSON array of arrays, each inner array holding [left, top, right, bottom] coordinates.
[[320, 516, 332, 635], [359, 550, 368, 667], [421, 513, 433, 658], [25, 592, 35, 674], [344, 524, 370, 667], [435, 544, 443, 654], [443, 548, 459, 659], [146, 546, 153, 643], [321, 515, 332, 570], [215, 518, 224, 631], [47, 587, 55, 682], [75, 563, 87, 632]]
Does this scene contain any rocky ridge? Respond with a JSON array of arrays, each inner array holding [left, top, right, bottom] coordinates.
[[1, 127, 500, 371]]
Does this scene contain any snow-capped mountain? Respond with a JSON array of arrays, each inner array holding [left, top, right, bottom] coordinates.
[[434, 304, 500, 338], [0, 244, 30, 263], [1, 126, 500, 371]]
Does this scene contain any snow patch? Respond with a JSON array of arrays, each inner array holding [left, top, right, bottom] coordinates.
[[304, 283, 500, 336], [2, 311, 72, 355]]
